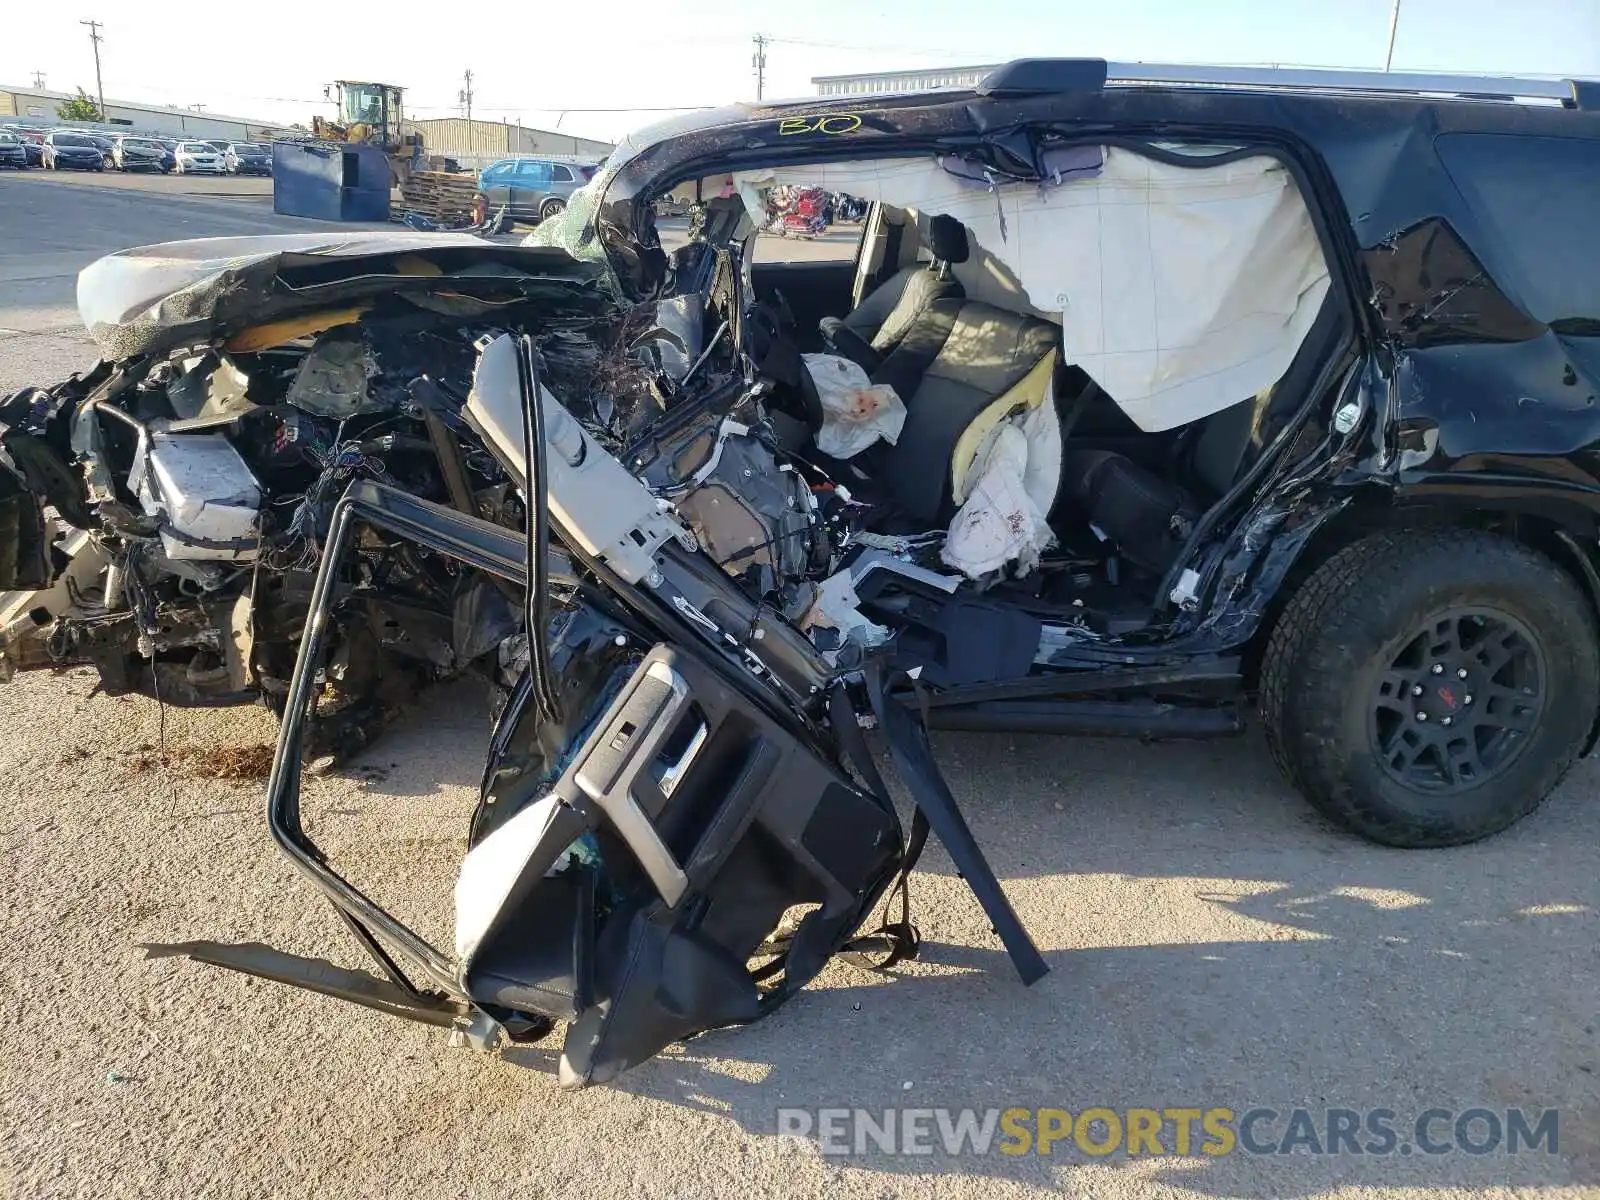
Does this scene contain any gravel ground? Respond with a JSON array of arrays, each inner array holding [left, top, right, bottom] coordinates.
[[0, 171, 1596, 1200]]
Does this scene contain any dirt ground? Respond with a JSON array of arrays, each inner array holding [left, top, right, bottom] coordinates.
[[0, 170, 1596, 1200]]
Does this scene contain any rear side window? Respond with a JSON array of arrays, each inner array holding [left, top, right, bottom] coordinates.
[[1435, 133, 1600, 325], [549, 164, 573, 182]]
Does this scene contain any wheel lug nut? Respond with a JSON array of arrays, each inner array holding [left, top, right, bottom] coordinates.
[[1431, 664, 1444, 675], [1441, 716, 1453, 727], [1464, 694, 1472, 705], [1416, 711, 1428, 721], [1456, 668, 1468, 679], [1411, 684, 1424, 696]]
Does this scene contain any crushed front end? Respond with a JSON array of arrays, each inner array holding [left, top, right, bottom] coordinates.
[[152, 309, 1045, 1086]]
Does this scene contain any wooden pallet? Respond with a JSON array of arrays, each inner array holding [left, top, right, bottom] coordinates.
[[399, 171, 479, 221]]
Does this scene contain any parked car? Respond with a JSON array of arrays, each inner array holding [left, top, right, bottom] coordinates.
[[204, 139, 231, 153], [222, 142, 271, 175], [82, 132, 115, 168], [0, 131, 26, 169], [110, 134, 168, 172], [474, 157, 597, 224], [172, 141, 224, 174], [3, 128, 44, 167], [156, 139, 178, 173], [41, 131, 104, 171]]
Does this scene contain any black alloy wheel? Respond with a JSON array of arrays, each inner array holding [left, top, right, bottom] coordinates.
[[1369, 608, 1545, 793]]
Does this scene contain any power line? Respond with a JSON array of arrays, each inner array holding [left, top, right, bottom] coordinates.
[[79, 19, 105, 121], [30, 70, 46, 90]]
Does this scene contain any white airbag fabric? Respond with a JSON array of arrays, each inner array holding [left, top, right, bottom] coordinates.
[[801, 352, 907, 459], [735, 149, 1330, 432], [941, 424, 1055, 579]]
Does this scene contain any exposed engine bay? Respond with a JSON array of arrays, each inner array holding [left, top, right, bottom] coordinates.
[[0, 240, 615, 757]]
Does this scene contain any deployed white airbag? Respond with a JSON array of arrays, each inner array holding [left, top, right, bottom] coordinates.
[[941, 423, 1056, 580], [735, 149, 1331, 432], [801, 352, 907, 459]]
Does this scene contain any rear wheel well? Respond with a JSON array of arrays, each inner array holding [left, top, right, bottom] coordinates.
[[1244, 499, 1600, 692]]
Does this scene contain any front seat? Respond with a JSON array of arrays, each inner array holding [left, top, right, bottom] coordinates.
[[866, 297, 1061, 524], [819, 214, 969, 374]]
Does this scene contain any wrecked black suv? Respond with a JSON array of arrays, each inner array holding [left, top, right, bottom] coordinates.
[[7, 59, 1600, 1084]]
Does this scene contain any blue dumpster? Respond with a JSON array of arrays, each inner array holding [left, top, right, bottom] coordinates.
[[272, 141, 392, 222]]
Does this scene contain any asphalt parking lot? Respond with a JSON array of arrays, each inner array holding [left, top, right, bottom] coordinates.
[[0, 169, 1596, 1200]]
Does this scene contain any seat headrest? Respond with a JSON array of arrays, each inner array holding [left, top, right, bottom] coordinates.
[[926, 214, 970, 265]]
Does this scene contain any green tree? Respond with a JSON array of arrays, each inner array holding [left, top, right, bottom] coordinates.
[[56, 89, 101, 122]]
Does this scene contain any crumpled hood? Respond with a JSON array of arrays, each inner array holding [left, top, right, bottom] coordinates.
[[77, 232, 602, 360]]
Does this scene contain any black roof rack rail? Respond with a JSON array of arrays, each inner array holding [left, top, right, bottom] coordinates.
[[978, 58, 1596, 109]]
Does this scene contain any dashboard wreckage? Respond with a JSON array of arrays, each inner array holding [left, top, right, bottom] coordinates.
[[8, 58, 1600, 1085]]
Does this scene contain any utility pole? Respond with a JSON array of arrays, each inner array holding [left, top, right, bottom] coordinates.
[[752, 34, 768, 102], [459, 69, 474, 122], [80, 20, 105, 122], [30, 70, 46, 90], [1383, 0, 1402, 71]]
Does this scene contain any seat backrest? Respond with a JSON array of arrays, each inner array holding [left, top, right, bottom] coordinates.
[[872, 299, 1060, 521], [843, 264, 964, 352], [1189, 398, 1259, 499]]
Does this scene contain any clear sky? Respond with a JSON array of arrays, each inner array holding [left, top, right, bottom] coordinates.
[[5, 0, 1599, 142]]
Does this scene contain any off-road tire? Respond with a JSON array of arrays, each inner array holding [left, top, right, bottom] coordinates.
[[1260, 529, 1597, 847]]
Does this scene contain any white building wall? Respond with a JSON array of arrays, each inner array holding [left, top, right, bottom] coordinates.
[[0, 85, 292, 141]]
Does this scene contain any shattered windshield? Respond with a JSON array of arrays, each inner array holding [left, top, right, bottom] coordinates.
[[521, 162, 627, 302]]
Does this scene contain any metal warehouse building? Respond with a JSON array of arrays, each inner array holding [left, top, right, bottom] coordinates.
[[812, 65, 1000, 96], [401, 118, 613, 171], [0, 84, 290, 141]]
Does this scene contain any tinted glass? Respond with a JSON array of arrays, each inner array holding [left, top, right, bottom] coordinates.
[[53, 134, 89, 147], [1436, 134, 1600, 324], [549, 164, 573, 182], [514, 160, 552, 183]]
